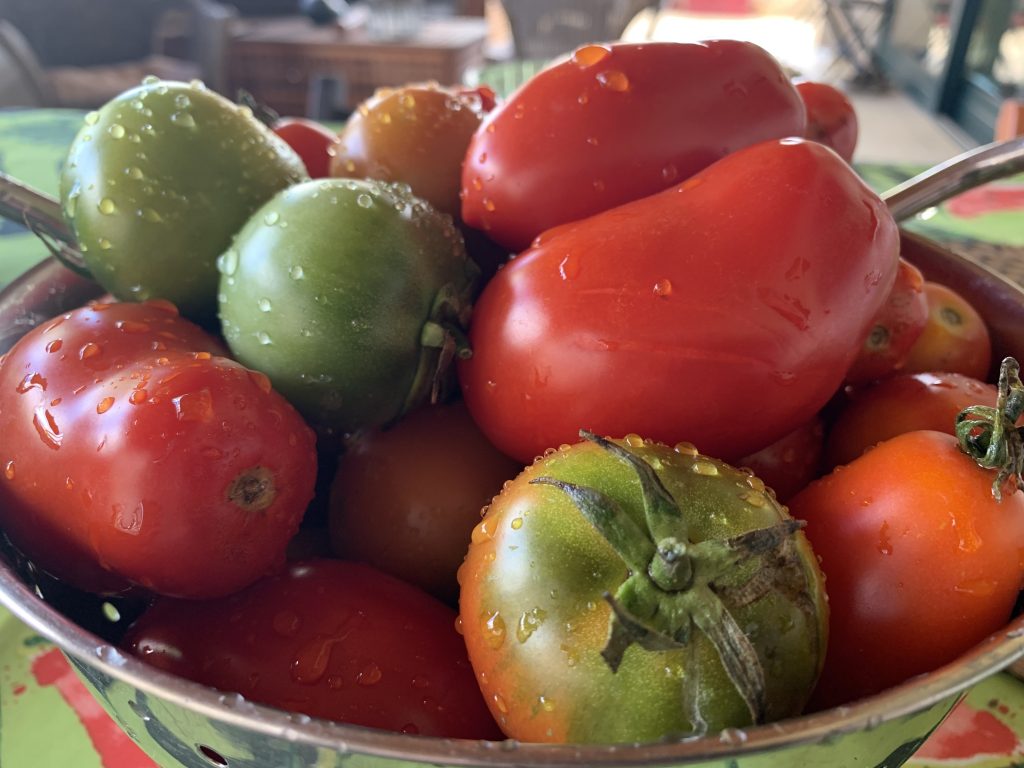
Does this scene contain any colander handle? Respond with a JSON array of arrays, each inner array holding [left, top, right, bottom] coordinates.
[[0, 172, 87, 275]]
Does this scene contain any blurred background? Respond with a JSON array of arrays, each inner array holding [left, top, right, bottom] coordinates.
[[0, 1, 1021, 163]]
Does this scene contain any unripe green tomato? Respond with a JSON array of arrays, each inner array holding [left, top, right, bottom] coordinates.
[[218, 178, 479, 435], [60, 78, 308, 322], [459, 433, 828, 743]]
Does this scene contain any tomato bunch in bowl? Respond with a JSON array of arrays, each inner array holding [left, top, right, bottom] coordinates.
[[0, 39, 1020, 751]]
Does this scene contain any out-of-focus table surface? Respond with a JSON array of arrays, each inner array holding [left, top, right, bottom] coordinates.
[[2, 108, 1024, 767]]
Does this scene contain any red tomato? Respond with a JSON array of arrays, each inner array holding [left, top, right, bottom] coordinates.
[[737, 416, 824, 503], [901, 280, 992, 379], [123, 559, 503, 739], [795, 81, 858, 163], [461, 40, 807, 251], [459, 138, 900, 464], [844, 256, 928, 386], [0, 300, 317, 597], [273, 117, 338, 178], [789, 428, 1024, 709], [825, 371, 1000, 469], [328, 400, 521, 603]]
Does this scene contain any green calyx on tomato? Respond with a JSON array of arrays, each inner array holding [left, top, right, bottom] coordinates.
[[533, 431, 808, 731], [956, 356, 1024, 500]]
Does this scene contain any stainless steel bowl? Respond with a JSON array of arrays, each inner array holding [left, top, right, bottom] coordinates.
[[3, 164, 1024, 768]]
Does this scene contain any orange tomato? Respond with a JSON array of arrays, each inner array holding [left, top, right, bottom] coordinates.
[[901, 281, 992, 379]]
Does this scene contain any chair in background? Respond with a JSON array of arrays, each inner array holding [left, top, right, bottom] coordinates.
[[498, 0, 659, 60], [0, 20, 53, 108]]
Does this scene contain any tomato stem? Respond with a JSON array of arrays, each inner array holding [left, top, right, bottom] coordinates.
[[956, 356, 1024, 501]]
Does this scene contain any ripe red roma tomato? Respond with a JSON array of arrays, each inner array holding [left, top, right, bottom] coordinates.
[[0, 300, 317, 598], [459, 138, 900, 464], [789, 362, 1024, 709], [123, 559, 503, 740], [461, 40, 807, 251], [795, 81, 858, 163]]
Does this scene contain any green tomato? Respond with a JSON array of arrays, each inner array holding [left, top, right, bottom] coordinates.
[[458, 432, 828, 743], [60, 78, 308, 321], [218, 178, 478, 435]]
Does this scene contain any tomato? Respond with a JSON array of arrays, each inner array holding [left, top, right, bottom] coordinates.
[[459, 138, 899, 464], [123, 559, 502, 738], [328, 400, 521, 603], [458, 432, 827, 742], [218, 178, 479, 436], [737, 416, 824, 503], [901, 280, 992, 380], [824, 371, 1000, 469], [461, 40, 807, 251], [60, 79, 307, 322], [331, 83, 490, 219], [0, 300, 317, 598], [844, 256, 928, 386], [795, 81, 858, 162], [789, 425, 1024, 709], [273, 116, 338, 178]]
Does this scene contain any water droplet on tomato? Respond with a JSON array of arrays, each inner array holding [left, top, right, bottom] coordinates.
[[356, 193, 374, 208], [173, 390, 213, 422], [357, 662, 383, 686], [272, 610, 301, 637], [516, 607, 547, 643], [483, 611, 506, 649], [84, 111, 99, 126], [558, 253, 580, 280], [955, 578, 998, 597], [256, 331, 273, 346], [33, 406, 62, 449], [17, 372, 47, 393], [217, 249, 238, 276], [96, 396, 115, 414], [114, 502, 144, 534], [653, 278, 673, 298], [624, 434, 644, 448], [572, 44, 611, 67], [291, 635, 338, 685], [482, 198, 496, 212], [3, 461, 14, 480], [510, 517, 523, 530], [170, 111, 195, 128], [596, 69, 630, 92], [692, 461, 719, 477], [98, 198, 117, 215], [492, 692, 510, 715]]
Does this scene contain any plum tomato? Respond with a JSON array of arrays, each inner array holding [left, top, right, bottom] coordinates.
[[789, 359, 1024, 708], [60, 79, 307, 322], [458, 432, 827, 742], [824, 370, 1000, 469], [901, 280, 992, 380], [272, 116, 338, 178], [461, 40, 807, 251], [459, 138, 899, 464], [795, 81, 858, 162], [844, 256, 928, 386], [0, 300, 317, 598], [330, 83, 490, 219], [737, 416, 825, 503], [328, 400, 521, 603], [123, 559, 503, 739], [218, 178, 479, 436]]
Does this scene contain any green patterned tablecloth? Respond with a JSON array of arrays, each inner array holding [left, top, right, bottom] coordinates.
[[3, 109, 1024, 768]]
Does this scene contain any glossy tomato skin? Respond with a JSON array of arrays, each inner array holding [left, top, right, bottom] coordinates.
[[273, 117, 338, 178], [795, 81, 858, 163], [331, 83, 490, 218], [737, 416, 824, 503], [902, 281, 992, 380], [844, 256, 928, 386], [0, 300, 317, 597], [459, 436, 827, 742], [60, 80, 307, 322], [124, 559, 503, 739], [789, 430, 1024, 709], [824, 371, 999, 469], [218, 178, 479, 435], [461, 40, 807, 251], [328, 400, 521, 603], [459, 138, 899, 464]]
